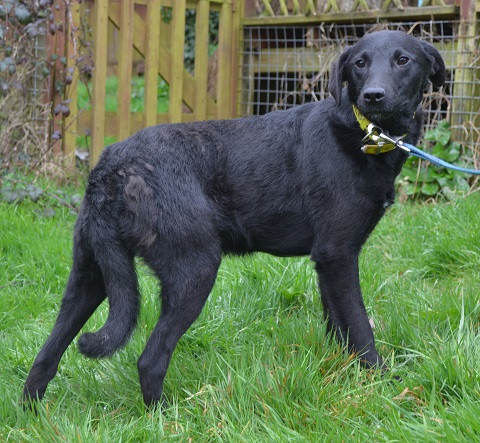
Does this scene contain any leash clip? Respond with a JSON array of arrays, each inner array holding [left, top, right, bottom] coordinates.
[[361, 123, 410, 154], [362, 123, 383, 145]]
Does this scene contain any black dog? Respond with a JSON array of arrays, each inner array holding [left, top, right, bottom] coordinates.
[[23, 30, 445, 406]]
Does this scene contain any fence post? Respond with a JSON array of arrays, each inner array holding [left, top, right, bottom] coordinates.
[[47, 2, 67, 157], [450, 0, 478, 142], [194, 0, 210, 121], [63, 0, 81, 168], [90, 0, 109, 168], [144, 0, 160, 128], [233, 0, 244, 118], [170, 0, 187, 123], [117, 0, 134, 141], [217, 2, 233, 119]]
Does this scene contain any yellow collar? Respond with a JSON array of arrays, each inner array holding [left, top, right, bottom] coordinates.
[[352, 104, 398, 155]]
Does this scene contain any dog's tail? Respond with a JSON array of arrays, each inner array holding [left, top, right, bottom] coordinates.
[[76, 198, 140, 359]]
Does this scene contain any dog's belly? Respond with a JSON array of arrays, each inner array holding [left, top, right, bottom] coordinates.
[[221, 212, 313, 257]]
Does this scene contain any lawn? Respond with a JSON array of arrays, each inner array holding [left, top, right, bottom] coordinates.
[[1, 189, 479, 442]]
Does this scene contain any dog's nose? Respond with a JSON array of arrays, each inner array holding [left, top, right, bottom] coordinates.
[[363, 88, 385, 104]]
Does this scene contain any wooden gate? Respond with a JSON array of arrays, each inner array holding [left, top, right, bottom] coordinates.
[[56, 0, 479, 167], [79, 0, 241, 166]]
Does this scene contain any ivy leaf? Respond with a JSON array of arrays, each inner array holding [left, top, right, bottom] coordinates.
[[61, 104, 70, 117], [404, 183, 419, 196], [424, 119, 451, 147], [1, 190, 20, 203], [70, 194, 82, 207], [15, 4, 32, 25], [444, 142, 461, 163], [26, 185, 44, 202], [421, 182, 440, 196], [1, 189, 27, 202], [453, 175, 470, 192], [436, 177, 451, 188]]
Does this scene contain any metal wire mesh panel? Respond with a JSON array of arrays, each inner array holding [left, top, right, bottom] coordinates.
[[241, 21, 480, 136]]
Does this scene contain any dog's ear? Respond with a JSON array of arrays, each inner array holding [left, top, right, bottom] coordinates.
[[328, 48, 350, 104], [421, 41, 446, 87]]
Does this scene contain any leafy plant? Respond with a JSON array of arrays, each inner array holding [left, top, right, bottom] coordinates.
[[0, 175, 82, 214], [0, 1, 93, 171], [397, 120, 472, 200]]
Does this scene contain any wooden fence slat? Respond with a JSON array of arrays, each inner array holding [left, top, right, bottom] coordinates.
[[217, 2, 233, 119], [91, 0, 109, 167], [117, 0, 134, 140], [194, 0, 210, 120], [144, 0, 161, 128], [170, 0, 187, 123], [262, 0, 275, 15], [63, 0, 80, 166], [278, 0, 289, 15]]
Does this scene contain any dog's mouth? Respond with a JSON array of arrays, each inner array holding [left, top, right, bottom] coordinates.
[[363, 110, 393, 124]]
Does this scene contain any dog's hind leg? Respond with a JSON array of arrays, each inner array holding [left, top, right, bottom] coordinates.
[[137, 245, 221, 406], [22, 237, 106, 405]]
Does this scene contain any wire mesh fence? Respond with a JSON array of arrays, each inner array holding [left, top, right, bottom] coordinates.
[[241, 20, 480, 139]]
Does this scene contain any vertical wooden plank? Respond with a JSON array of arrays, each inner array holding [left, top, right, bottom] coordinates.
[[451, 0, 477, 141], [170, 0, 186, 123], [48, 2, 67, 157], [194, 0, 209, 121], [234, 0, 245, 118], [63, 0, 81, 167], [91, 0, 109, 168], [144, 0, 160, 128], [117, 0, 134, 140], [217, 2, 233, 119]]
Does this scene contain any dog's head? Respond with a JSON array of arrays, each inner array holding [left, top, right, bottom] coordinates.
[[329, 30, 445, 128]]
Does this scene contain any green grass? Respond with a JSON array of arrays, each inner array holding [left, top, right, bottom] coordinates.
[[1, 192, 480, 442], [76, 77, 170, 149]]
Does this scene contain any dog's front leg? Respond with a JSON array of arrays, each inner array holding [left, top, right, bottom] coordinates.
[[312, 251, 383, 368]]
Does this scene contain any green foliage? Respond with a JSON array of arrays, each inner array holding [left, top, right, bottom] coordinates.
[[0, 0, 92, 168], [397, 120, 472, 200], [1, 184, 480, 441], [0, 174, 83, 214], [0, 0, 69, 96]]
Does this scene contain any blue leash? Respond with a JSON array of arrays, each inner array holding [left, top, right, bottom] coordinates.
[[358, 116, 480, 176], [399, 142, 480, 176]]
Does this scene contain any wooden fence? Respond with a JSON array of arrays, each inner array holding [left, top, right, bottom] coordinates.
[[60, 0, 240, 167], [55, 0, 479, 166]]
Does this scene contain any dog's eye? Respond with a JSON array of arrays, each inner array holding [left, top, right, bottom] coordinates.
[[355, 59, 366, 68], [397, 56, 409, 66]]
